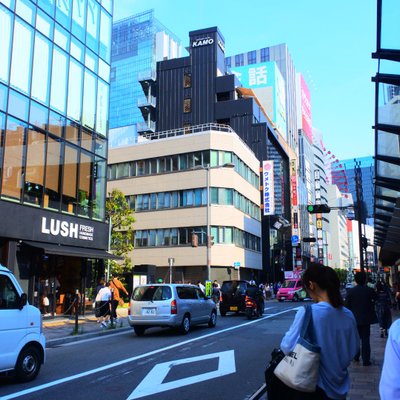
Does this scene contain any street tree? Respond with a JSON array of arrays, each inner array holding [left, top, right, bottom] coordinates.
[[106, 189, 135, 277], [334, 268, 348, 284]]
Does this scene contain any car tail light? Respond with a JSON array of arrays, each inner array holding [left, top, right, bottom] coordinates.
[[171, 299, 177, 314]]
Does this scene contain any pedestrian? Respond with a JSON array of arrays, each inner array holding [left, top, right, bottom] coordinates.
[[97, 281, 111, 328], [109, 275, 129, 323], [379, 318, 400, 400], [197, 280, 205, 293], [396, 286, 400, 311], [345, 271, 378, 366], [375, 281, 392, 338], [211, 282, 220, 304], [269, 264, 359, 400], [213, 280, 220, 289]]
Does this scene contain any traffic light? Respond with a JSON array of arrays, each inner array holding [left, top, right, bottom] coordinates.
[[307, 204, 331, 214], [191, 233, 198, 247], [207, 235, 215, 248], [303, 237, 316, 243]]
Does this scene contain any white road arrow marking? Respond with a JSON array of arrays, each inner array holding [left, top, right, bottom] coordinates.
[[127, 350, 235, 399]]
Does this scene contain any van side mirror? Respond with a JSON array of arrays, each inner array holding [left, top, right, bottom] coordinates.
[[19, 293, 27, 310]]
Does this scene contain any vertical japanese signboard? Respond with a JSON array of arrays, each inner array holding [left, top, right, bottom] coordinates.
[[262, 160, 275, 216]]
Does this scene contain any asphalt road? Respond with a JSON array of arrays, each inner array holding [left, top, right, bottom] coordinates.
[[0, 302, 302, 400]]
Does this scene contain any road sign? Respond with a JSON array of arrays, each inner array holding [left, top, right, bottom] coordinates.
[[233, 262, 240, 269], [291, 235, 299, 245]]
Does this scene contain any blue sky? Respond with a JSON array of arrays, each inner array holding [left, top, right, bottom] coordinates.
[[113, 0, 377, 161]]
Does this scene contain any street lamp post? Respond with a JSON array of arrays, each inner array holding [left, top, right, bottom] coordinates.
[[196, 162, 235, 281]]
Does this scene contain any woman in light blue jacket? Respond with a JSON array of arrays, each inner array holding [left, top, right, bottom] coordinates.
[[278, 264, 359, 400]]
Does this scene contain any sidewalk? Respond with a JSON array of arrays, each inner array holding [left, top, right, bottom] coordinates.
[[43, 308, 131, 347], [347, 317, 395, 400]]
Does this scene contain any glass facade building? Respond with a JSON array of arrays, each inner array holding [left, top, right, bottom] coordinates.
[[0, 0, 113, 307], [0, 0, 112, 221], [109, 9, 181, 147]]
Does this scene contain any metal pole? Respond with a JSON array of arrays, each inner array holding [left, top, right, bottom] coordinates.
[[355, 161, 365, 273], [107, 215, 112, 282], [206, 164, 210, 281]]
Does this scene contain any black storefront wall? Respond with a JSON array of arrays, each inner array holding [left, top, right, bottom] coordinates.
[[0, 201, 110, 311]]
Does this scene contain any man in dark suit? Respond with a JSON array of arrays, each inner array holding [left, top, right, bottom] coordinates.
[[345, 271, 377, 366]]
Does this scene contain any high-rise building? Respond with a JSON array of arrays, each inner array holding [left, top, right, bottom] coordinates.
[[151, 27, 293, 280], [226, 44, 298, 153], [339, 156, 374, 225], [0, 0, 114, 308], [109, 9, 182, 148]]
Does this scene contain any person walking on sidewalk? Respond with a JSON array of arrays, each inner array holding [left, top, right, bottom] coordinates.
[[345, 271, 378, 366], [270, 264, 359, 400], [379, 318, 400, 399], [97, 282, 112, 328], [375, 281, 392, 338], [109, 275, 129, 323]]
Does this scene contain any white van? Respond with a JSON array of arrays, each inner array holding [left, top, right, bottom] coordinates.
[[0, 264, 46, 382]]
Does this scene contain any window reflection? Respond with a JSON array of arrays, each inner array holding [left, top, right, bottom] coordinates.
[[10, 18, 33, 94], [65, 120, 79, 144], [62, 144, 77, 213], [96, 79, 108, 136], [48, 111, 64, 137], [78, 151, 92, 217], [50, 47, 68, 113], [72, 0, 86, 42], [44, 136, 61, 210], [31, 33, 51, 105], [99, 9, 111, 62], [37, 0, 55, 17], [0, 6, 12, 83], [82, 69, 96, 128], [8, 89, 29, 121], [86, 0, 99, 52], [1, 118, 25, 201], [30, 101, 48, 130], [67, 59, 83, 121], [16, 0, 35, 25], [81, 128, 92, 151], [36, 9, 54, 39], [55, 0, 71, 27], [93, 157, 105, 220], [24, 129, 45, 206]]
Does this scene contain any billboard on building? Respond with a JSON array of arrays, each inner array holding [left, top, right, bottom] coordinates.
[[262, 160, 275, 216], [300, 74, 312, 142], [231, 62, 287, 140]]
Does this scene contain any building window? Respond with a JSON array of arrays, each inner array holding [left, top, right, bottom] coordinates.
[[247, 50, 256, 65], [183, 98, 191, 113], [183, 73, 191, 88], [225, 57, 231, 68], [235, 54, 244, 67], [260, 47, 269, 62]]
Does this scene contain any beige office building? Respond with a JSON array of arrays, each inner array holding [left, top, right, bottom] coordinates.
[[107, 124, 262, 283]]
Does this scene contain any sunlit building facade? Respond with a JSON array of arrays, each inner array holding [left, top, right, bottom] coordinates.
[[0, 0, 114, 309]]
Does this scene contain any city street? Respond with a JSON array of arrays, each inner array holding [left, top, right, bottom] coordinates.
[[0, 303, 300, 400]]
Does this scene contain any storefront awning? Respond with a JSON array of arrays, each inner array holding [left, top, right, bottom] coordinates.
[[23, 241, 123, 260]]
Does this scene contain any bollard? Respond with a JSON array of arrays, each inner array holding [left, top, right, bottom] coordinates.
[[74, 289, 79, 332]]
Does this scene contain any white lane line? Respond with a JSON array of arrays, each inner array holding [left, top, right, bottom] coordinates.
[[2, 308, 298, 400]]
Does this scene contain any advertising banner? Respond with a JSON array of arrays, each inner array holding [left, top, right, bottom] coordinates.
[[300, 75, 313, 143], [262, 160, 275, 216], [231, 62, 287, 139]]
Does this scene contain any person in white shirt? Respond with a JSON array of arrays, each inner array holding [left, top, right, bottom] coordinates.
[[197, 281, 205, 293], [97, 282, 112, 327], [379, 318, 400, 399]]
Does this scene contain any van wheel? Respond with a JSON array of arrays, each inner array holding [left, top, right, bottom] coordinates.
[[292, 294, 299, 302], [180, 315, 191, 334], [15, 346, 41, 383], [133, 326, 146, 336], [278, 299, 284, 302], [220, 308, 227, 316], [208, 311, 217, 327]]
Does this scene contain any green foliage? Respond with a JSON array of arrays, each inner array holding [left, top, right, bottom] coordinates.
[[106, 189, 135, 276], [334, 268, 348, 284]]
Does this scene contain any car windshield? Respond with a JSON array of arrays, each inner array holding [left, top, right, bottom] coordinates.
[[281, 280, 297, 288], [132, 286, 172, 301]]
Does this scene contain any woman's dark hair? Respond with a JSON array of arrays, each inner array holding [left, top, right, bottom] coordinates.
[[302, 263, 344, 308], [376, 281, 384, 292]]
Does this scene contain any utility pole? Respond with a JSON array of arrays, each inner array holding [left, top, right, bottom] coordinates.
[[354, 160, 365, 273]]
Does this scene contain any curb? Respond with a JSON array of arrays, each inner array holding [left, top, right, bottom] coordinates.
[[46, 325, 132, 347]]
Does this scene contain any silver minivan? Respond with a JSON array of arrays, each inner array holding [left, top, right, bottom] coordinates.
[[128, 284, 217, 336]]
